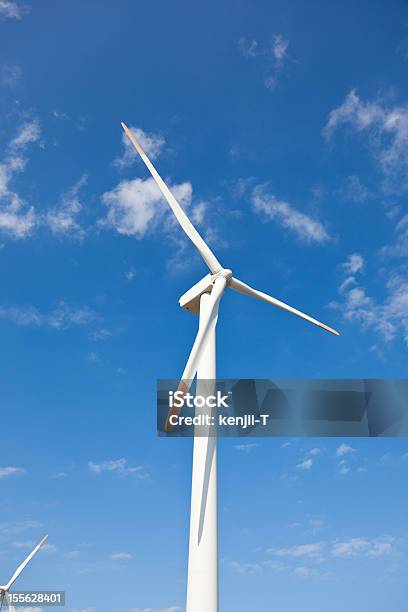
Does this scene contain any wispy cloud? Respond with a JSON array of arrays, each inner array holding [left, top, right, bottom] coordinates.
[[324, 89, 408, 193], [381, 213, 408, 258], [251, 185, 330, 244], [1, 62, 22, 87], [46, 175, 87, 239], [88, 458, 147, 479], [233, 443, 259, 452], [342, 253, 364, 275], [0, 119, 41, 238], [111, 552, 133, 561], [291, 565, 319, 578], [331, 537, 396, 558], [226, 560, 262, 574], [0, 1, 28, 20], [0, 302, 98, 331], [0, 521, 43, 536], [296, 458, 314, 471], [114, 126, 165, 170], [331, 254, 408, 345], [239, 34, 290, 90], [343, 175, 372, 204], [268, 536, 398, 562], [267, 542, 324, 559], [12, 540, 56, 554], [336, 443, 357, 457], [0, 466, 25, 479]]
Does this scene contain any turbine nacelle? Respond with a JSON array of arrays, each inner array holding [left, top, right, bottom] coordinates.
[[179, 269, 232, 314]]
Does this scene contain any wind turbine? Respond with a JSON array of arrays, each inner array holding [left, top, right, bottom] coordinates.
[[121, 122, 339, 612], [0, 535, 48, 612]]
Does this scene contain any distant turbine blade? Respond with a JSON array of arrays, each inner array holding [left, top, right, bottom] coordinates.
[[230, 277, 340, 336], [121, 122, 222, 275], [4, 593, 14, 612], [165, 276, 226, 432], [5, 535, 48, 591]]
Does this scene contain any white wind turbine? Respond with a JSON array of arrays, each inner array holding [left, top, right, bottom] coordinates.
[[121, 122, 339, 612], [0, 535, 48, 612]]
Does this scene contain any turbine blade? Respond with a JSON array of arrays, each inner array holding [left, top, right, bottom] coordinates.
[[121, 122, 222, 275], [165, 276, 226, 432], [230, 277, 340, 336], [5, 535, 48, 591], [5, 593, 15, 612]]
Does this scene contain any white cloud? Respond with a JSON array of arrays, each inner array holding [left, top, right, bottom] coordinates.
[[324, 89, 408, 193], [0, 521, 42, 536], [343, 175, 372, 204], [101, 175, 216, 270], [342, 253, 364, 275], [125, 267, 136, 281], [296, 458, 314, 470], [101, 177, 192, 238], [46, 175, 87, 238], [88, 458, 146, 478], [9, 120, 41, 150], [0, 0, 26, 19], [331, 537, 396, 558], [291, 565, 317, 578], [381, 213, 408, 258], [273, 34, 289, 62], [267, 542, 324, 559], [338, 460, 350, 475], [41, 543, 57, 554], [111, 552, 133, 561], [251, 185, 330, 244], [114, 126, 165, 170], [268, 536, 398, 568], [233, 443, 259, 452], [12, 540, 35, 548], [64, 550, 80, 558], [309, 447, 321, 456], [11, 540, 56, 553], [0, 466, 25, 479], [336, 443, 357, 457], [239, 34, 289, 90], [1, 62, 22, 87], [0, 119, 40, 238], [226, 560, 262, 574], [89, 327, 112, 341], [332, 255, 408, 345], [0, 302, 98, 330]]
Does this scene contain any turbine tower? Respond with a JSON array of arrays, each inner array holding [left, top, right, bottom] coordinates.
[[0, 535, 48, 612], [121, 122, 339, 612]]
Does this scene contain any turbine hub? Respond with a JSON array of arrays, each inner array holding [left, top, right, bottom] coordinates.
[[211, 268, 232, 284], [179, 269, 231, 314]]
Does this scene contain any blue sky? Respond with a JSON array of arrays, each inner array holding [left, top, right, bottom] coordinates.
[[0, 0, 408, 610]]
